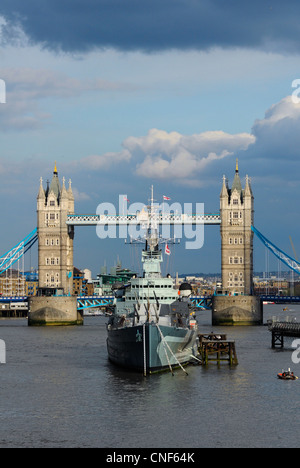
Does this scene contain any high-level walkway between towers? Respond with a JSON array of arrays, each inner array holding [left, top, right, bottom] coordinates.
[[66, 213, 221, 225]]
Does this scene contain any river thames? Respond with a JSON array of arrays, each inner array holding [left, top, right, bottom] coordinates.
[[0, 304, 299, 448]]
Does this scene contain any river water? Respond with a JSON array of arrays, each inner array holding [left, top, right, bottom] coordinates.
[[0, 304, 299, 448]]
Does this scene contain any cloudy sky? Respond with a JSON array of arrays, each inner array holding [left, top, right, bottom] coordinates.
[[1, 0, 300, 277]]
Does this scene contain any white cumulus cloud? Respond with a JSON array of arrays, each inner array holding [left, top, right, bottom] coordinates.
[[74, 127, 255, 184], [132, 128, 255, 181]]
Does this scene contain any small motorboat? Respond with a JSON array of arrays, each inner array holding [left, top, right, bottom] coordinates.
[[277, 369, 298, 380]]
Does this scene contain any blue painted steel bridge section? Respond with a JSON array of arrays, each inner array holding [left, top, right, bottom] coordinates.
[[260, 295, 300, 304], [189, 296, 213, 310], [0, 228, 38, 275], [77, 296, 115, 310], [251, 226, 300, 275]]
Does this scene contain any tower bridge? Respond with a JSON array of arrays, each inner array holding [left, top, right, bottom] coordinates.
[[40, 160, 253, 300], [1, 160, 299, 325], [29, 159, 261, 325]]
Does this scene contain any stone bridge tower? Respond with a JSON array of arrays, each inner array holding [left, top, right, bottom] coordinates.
[[37, 163, 75, 294], [220, 159, 254, 295], [212, 160, 262, 325]]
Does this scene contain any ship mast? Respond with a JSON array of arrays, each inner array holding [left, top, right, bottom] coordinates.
[[147, 185, 159, 253]]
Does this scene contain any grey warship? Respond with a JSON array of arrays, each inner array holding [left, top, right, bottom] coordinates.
[[106, 188, 199, 374]]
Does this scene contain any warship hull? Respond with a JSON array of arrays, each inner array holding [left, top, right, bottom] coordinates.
[[107, 322, 198, 374]]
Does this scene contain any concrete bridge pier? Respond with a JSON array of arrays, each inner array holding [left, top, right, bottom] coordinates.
[[212, 295, 263, 326], [28, 295, 83, 326]]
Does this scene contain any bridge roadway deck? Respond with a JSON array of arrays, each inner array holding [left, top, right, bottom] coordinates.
[[1, 295, 300, 310], [261, 295, 300, 303]]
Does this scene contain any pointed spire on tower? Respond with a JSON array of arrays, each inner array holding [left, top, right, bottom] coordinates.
[[220, 174, 229, 198], [60, 176, 68, 199], [244, 174, 253, 197], [231, 159, 242, 194], [48, 161, 61, 200], [68, 178, 74, 200], [37, 176, 45, 200]]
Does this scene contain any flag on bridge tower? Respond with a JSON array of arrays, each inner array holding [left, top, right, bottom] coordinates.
[[165, 244, 171, 255], [163, 195, 171, 201]]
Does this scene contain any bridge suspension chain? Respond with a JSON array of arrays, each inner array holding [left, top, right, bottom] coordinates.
[[252, 226, 300, 275], [0, 228, 38, 275]]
